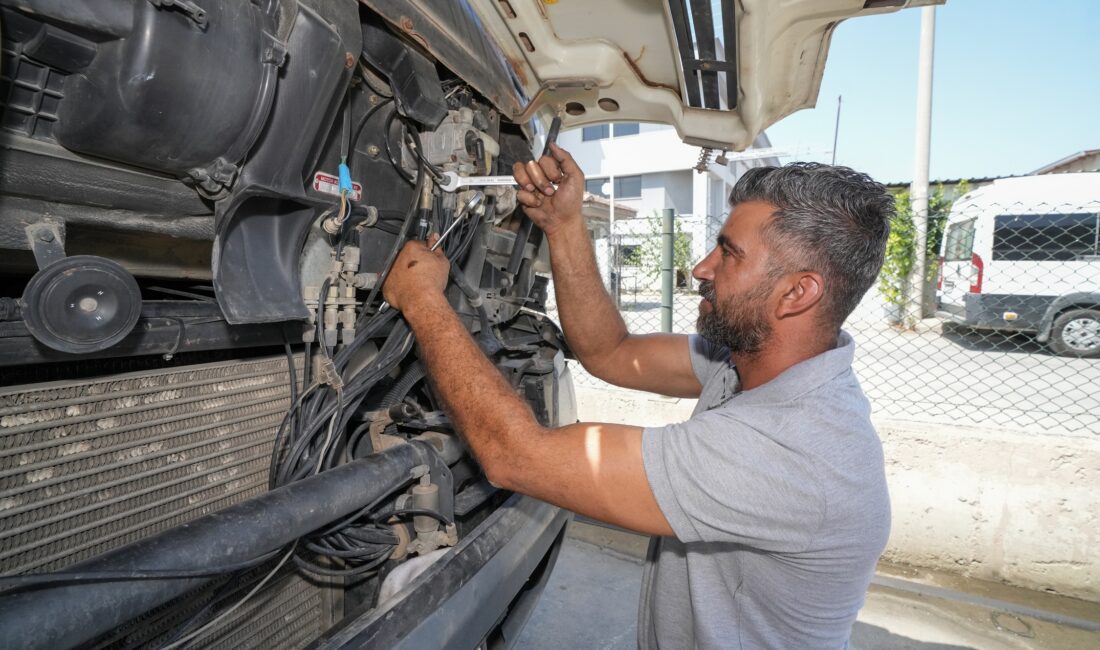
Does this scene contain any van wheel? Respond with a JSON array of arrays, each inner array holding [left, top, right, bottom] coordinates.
[[1049, 309, 1100, 358]]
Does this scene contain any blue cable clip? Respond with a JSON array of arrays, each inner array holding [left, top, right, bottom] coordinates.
[[338, 162, 353, 195]]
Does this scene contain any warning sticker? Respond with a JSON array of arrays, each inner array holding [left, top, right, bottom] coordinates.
[[313, 171, 362, 202]]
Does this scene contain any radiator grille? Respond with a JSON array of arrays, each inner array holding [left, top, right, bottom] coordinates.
[[0, 355, 331, 648], [88, 563, 326, 650]]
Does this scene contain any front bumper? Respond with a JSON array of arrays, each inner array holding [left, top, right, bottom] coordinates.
[[312, 494, 570, 650]]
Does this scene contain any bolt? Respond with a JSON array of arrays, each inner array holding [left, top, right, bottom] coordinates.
[[366, 144, 381, 158], [345, 52, 355, 69], [37, 229, 54, 243], [368, 94, 379, 105]]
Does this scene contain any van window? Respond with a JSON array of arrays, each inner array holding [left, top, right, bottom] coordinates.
[[992, 213, 1099, 261], [943, 218, 976, 261]]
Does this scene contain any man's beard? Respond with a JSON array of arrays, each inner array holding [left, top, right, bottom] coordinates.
[[696, 279, 775, 355]]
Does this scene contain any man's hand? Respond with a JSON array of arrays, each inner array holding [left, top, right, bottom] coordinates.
[[382, 234, 450, 312], [512, 142, 585, 236]]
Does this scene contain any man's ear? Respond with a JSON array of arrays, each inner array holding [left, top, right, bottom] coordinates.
[[775, 272, 825, 319]]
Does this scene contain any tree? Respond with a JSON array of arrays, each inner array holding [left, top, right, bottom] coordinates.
[[878, 181, 967, 324], [629, 212, 695, 288]]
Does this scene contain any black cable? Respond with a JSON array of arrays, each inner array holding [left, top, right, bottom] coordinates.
[[340, 91, 352, 162], [371, 507, 453, 527], [403, 124, 445, 182], [303, 539, 392, 559], [282, 333, 299, 409], [347, 421, 374, 457], [260, 137, 436, 575], [450, 204, 484, 263], [380, 362, 426, 408], [316, 277, 333, 358], [292, 550, 390, 578], [271, 321, 412, 490], [360, 164, 425, 316], [0, 550, 281, 593]]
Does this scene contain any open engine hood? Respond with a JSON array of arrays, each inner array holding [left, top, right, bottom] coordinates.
[[369, 0, 942, 151]]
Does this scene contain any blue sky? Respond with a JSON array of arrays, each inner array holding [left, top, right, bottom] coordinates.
[[765, 0, 1100, 184]]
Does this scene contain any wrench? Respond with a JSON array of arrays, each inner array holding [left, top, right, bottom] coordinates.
[[438, 171, 518, 193]]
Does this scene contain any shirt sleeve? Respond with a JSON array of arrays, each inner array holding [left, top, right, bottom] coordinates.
[[642, 408, 825, 551]]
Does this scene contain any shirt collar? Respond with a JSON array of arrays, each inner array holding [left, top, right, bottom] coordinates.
[[732, 330, 856, 406]]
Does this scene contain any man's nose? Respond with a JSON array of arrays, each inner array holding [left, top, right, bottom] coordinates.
[[693, 248, 717, 282]]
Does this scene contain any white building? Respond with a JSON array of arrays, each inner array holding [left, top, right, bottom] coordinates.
[[558, 122, 780, 294]]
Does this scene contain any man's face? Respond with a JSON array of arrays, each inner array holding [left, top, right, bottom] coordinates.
[[692, 201, 782, 355]]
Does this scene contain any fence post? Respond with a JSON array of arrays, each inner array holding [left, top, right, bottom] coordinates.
[[661, 208, 674, 333]]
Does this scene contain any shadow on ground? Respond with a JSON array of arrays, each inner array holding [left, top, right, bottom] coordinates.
[[939, 323, 1051, 356], [852, 622, 973, 649]]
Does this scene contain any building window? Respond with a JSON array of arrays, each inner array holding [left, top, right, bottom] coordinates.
[[585, 178, 607, 196], [613, 122, 640, 137], [616, 175, 642, 199], [585, 175, 643, 200], [582, 124, 610, 141], [581, 123, 639, 140]]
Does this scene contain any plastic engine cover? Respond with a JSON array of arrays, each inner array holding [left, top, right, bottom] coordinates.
[[55, 1, 281, 185]]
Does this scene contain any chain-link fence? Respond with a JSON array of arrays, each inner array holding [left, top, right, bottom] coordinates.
[[548, 174, 1100, 436]]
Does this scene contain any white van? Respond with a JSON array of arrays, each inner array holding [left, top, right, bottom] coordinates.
[[936, 173, 1100, 358]]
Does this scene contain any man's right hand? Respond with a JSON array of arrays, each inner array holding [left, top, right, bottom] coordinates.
[[511, 142, 584, 236]]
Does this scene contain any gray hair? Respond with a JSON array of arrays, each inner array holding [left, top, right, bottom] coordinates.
[[728, 163, 895, 329]]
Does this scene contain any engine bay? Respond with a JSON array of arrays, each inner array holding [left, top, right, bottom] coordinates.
[[0, 1, 575, 647]]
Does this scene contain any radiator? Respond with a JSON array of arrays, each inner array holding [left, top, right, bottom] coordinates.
[[0, 355, 333, 649]]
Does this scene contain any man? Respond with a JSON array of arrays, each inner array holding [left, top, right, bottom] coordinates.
[[382, 143, 894, 649]]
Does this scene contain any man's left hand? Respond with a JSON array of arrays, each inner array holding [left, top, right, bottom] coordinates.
[[382, 234, 450, 312]]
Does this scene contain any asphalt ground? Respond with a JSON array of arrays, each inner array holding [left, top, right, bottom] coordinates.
[[517, 522, 1100, 650]]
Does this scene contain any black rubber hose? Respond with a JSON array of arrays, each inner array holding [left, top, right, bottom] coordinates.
[[0, 442, 439, 650], [506, 213, 536, 277], [381, 362, 425, 408]]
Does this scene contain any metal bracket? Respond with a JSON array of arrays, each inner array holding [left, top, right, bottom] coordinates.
[[148, 0, 208, 28], [409, 440, 455, 524], [24, 223, 65, 269]]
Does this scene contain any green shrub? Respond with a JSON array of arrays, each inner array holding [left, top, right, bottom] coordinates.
[[631, 212, 695, 288], [878, 181, 965, 313]]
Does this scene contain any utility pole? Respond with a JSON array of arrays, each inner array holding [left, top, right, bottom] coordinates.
[[906, 6, 935, 327], [831, 95, 842, 165]]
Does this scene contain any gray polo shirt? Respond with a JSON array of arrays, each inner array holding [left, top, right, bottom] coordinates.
[[638, 331, 890, 649]]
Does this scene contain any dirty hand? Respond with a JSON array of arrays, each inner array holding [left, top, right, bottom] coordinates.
[[512, 142, 585, 236], [382, 234, 450, 312]]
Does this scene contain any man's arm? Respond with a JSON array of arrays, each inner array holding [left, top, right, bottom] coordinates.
[[513, 144, 702, 398], [383, 240, 674, 537]]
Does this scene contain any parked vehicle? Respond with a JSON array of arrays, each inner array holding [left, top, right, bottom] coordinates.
[[0, 0, 935, 647], [936, 173, 1100, 358]]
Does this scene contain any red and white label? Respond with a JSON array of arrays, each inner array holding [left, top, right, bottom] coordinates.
[[312, 171, 362, 201]]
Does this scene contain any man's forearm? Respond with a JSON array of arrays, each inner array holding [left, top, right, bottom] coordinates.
[[400, 293, 539, 485], [546, 220, 630, 372]]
